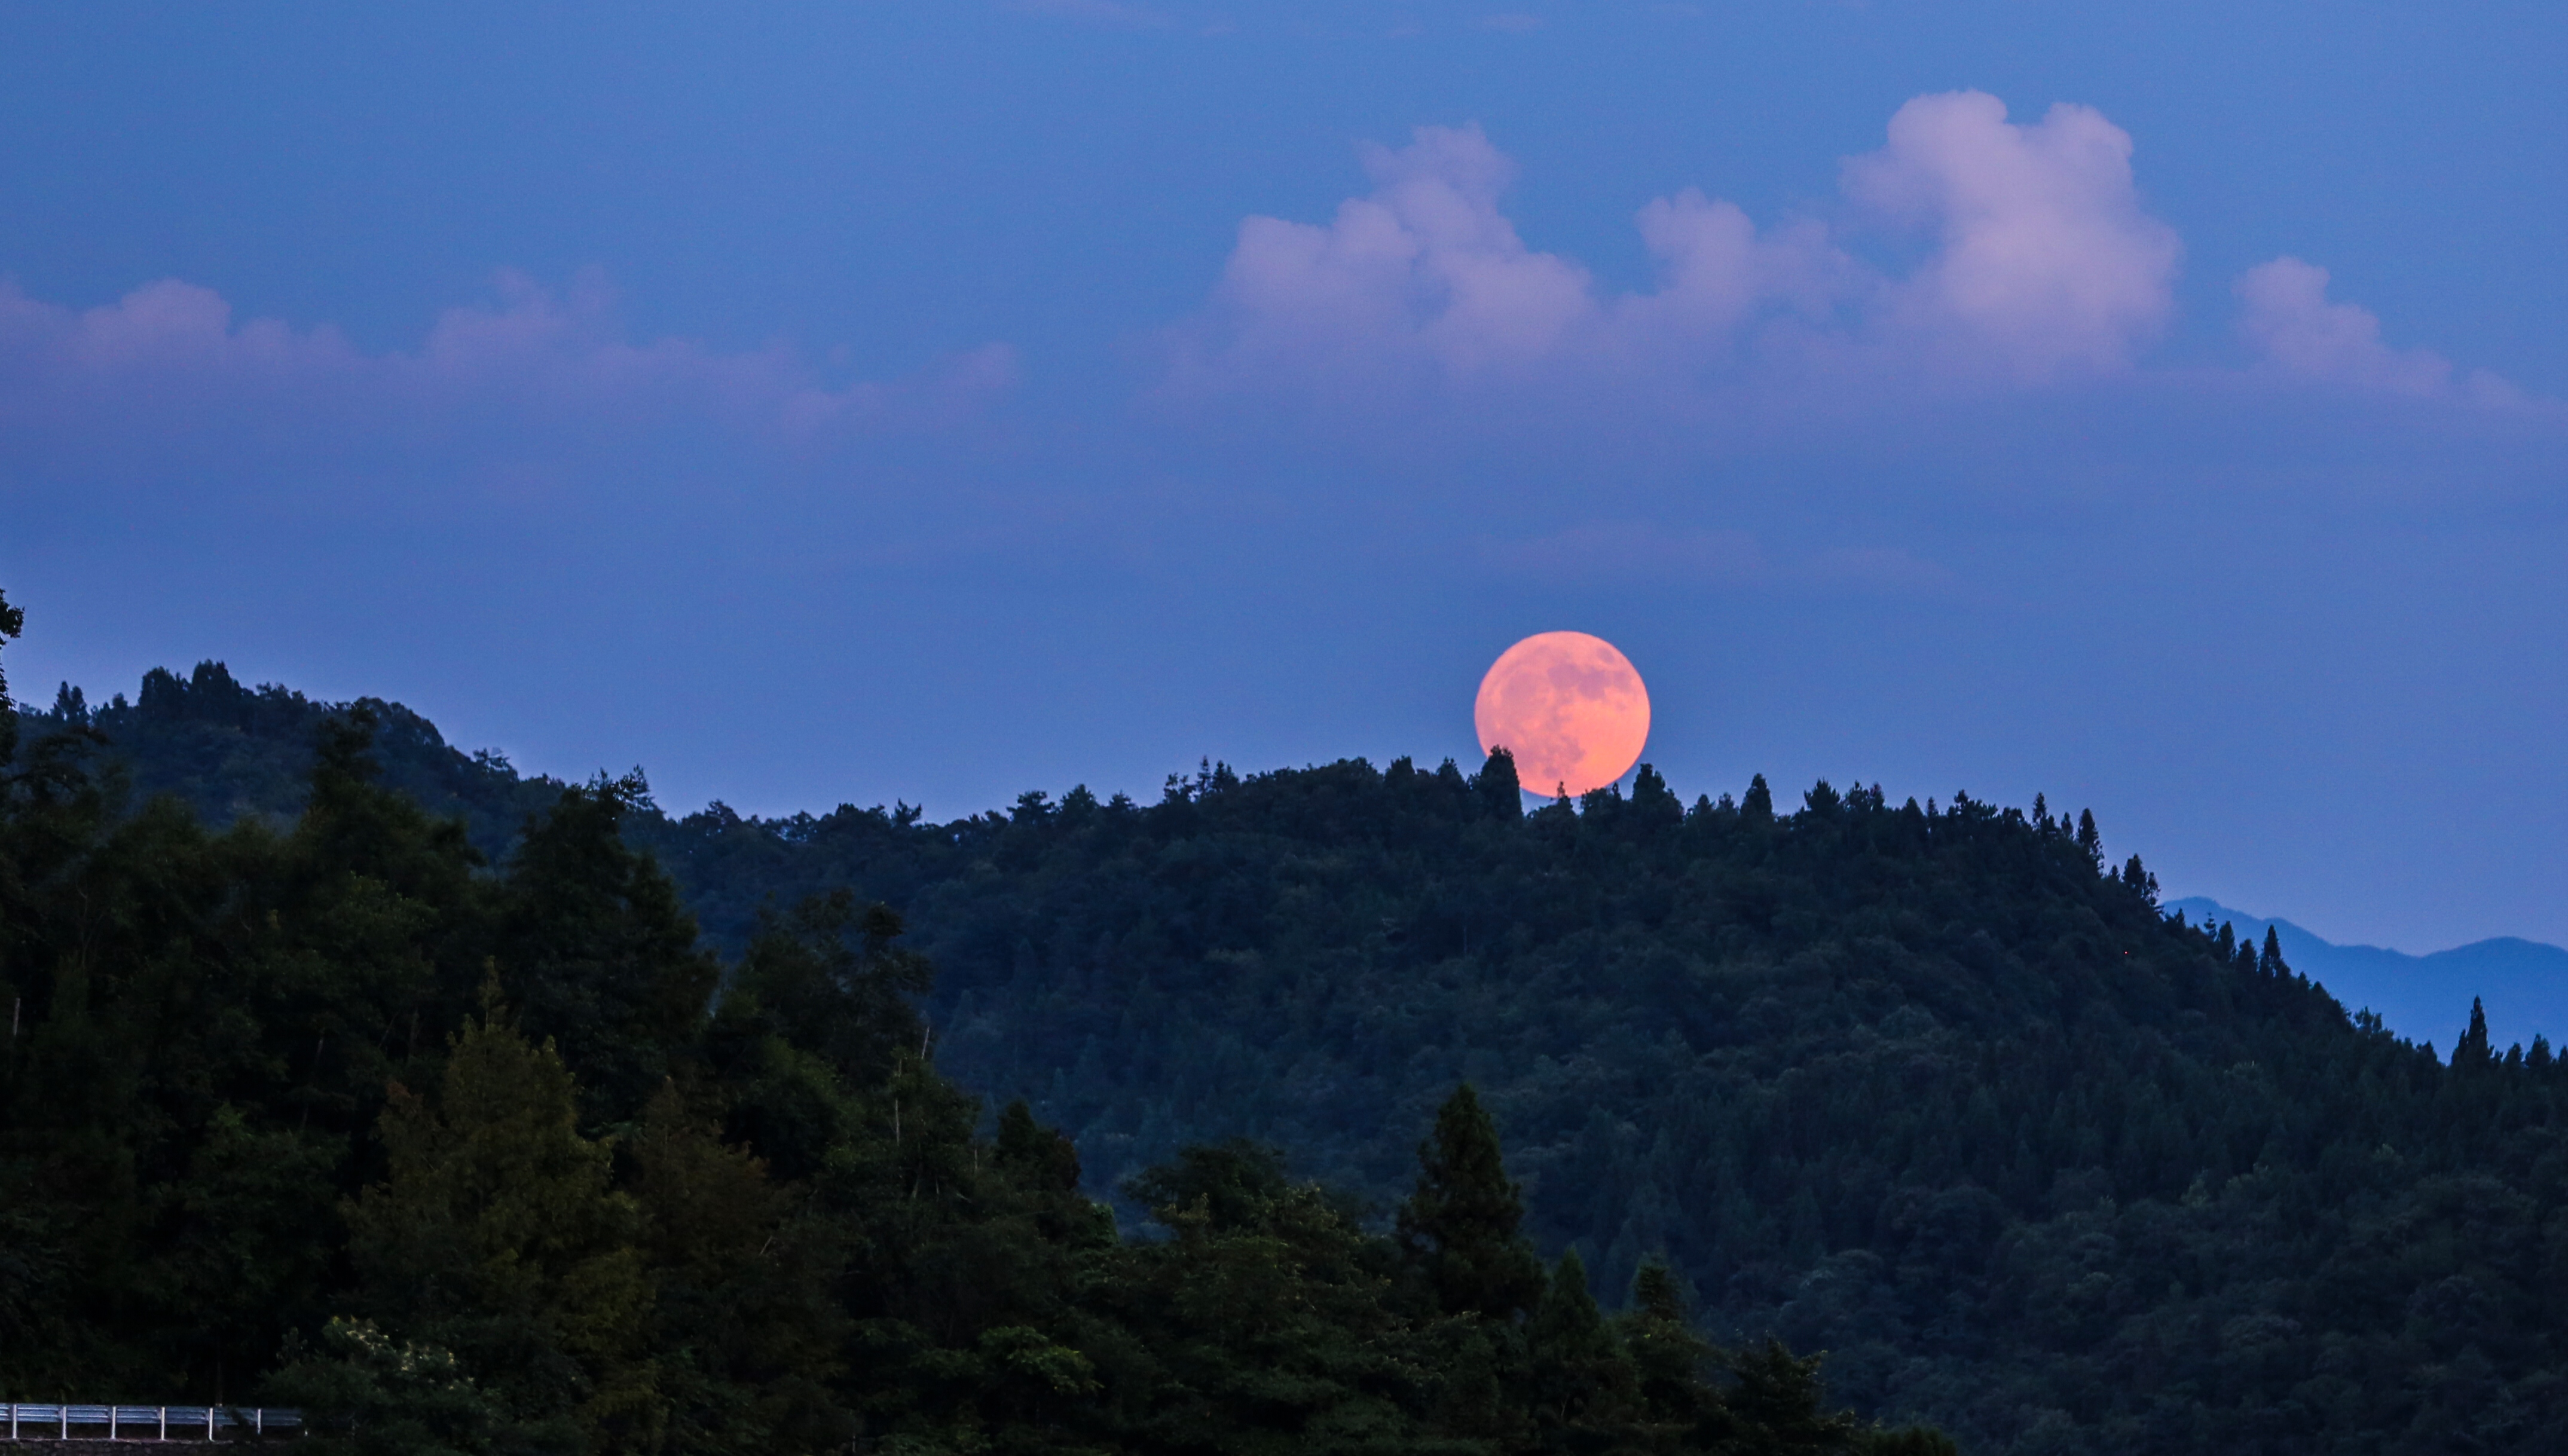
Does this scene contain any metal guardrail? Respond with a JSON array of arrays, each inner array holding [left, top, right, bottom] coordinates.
[[1, 1406, 302, 1442]]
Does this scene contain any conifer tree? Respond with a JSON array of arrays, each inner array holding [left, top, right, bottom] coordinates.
[[2456, 997, 2493, 1068], [1397, 1084, 1546, 1322], [1742, 773, 1775, 825], [2120, 854, 2159, 901], [1476, 747, 1524, 820], [2260, 926, 2286, 976]]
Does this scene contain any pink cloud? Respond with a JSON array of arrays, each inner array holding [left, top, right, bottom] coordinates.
[[1622, 188, 1861, 342], [2232, 256, 2517, 403], [1172, 94, 2181, 404], [0, 269, 1016, 472], [1842, 92, 2181, 378], [1194, 124, 1598, 392], [1173, 92, 2436, 413]]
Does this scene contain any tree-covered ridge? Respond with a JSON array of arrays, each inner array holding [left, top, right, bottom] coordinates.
[[34, 647, 2568, 1452], [638, 767, 2568, 1453], [36, 660, 565, 865], [0, 597, 1935, 1455]]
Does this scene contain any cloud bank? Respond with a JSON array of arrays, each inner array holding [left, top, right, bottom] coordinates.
[[0, 269, 1015, 488], [1169, 91, 2524, 420]]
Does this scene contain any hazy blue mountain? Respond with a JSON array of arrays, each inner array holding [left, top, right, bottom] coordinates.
[[2169, 895, 2568, 1054]]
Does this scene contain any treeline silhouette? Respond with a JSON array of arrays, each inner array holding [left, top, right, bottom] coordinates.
[[0, 604, 1941, 1455], [27, 646, 2568, 1453]]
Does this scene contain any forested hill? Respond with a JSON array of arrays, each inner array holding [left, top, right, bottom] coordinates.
[[5, 619, 1946, 1455], [33, 659, 2568, 1455], [33, 662, 563, 864]]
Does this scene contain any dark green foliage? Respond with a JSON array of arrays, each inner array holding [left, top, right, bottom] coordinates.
[[1527, 1249, 1637, 1446], [23, 657, 562, 864], [1741, 773, 1774, 825], [1, 612, 1904, 1456], [1479, 748, 1525, 820], [604, 756, 2568, 1454], [1402, 1086, 1547, 1323], [268, 1317, 509, 1456], [488, 775, 721, 1127], [337, 999, 659, 1454], [50, 643, 2568, 1451]]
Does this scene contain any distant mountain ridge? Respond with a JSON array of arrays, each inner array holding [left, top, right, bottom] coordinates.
[[2168, 896, 2568, 1054]]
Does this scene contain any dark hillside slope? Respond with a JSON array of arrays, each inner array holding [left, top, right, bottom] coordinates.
[[39, 666, 2568, 1454], [5, 619, 1931, 1456], [652, 764, 2568, 1454]]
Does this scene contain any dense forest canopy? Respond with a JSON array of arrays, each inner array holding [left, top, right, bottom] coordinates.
[[20, 638, 2568, 1454], [1, 601, 1940, 1455]]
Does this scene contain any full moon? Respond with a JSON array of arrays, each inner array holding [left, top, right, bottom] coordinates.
[[1474, 631, 1652, 799]]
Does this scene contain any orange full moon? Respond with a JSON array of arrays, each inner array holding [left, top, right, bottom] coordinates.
[[1474, 631, 1652, 799]]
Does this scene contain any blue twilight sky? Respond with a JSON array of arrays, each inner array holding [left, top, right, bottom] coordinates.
[[3, 2, 2565, 954]]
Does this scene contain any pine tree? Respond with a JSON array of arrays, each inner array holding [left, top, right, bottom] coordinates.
[[1397, 1084, 1545, 1322], [2260, 926, 2286, 976]]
